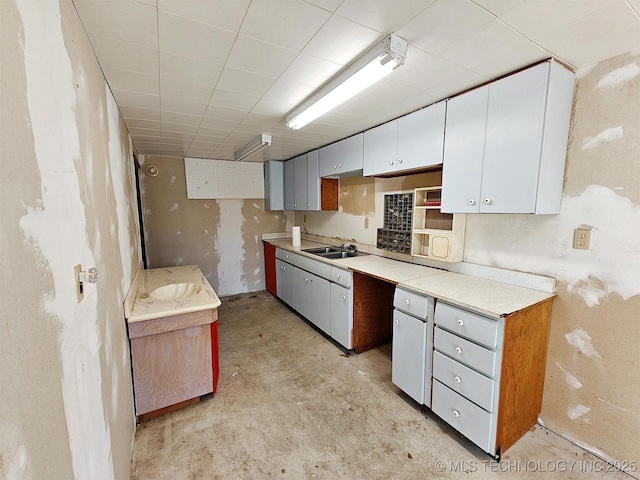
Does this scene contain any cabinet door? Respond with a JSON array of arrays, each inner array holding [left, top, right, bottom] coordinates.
[[284, 159, 296, 210], [308, 272, 331, 335], [331, 283, 352, 349], [293, 267, 310, 319], [306, 150, 320, 210], [293, 154, 308, 210], [276, 259, 294, 307], [397, 102, 446, 172], [392, 310, 427, 404], [338, 133, 364, 173], [264, 161, 284, 211], [441, 85, 488, 213], [318, 142, 339, 177], [481, 63, 548, 213], [363, 120, 397, 176]]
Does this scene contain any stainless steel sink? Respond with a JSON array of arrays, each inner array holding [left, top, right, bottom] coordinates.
[[302, 247, 340, 254]]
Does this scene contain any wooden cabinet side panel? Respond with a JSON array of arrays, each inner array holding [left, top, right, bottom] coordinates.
[[495, 299, 553, 453], [132, 324, 213, 415], [264, 241, 277, 296], [320, 178, 338, 210], [352, 272, 396, 353]]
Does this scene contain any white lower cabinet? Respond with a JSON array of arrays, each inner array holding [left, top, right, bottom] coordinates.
[[331, 282, 352, 349], [392, 288, 434, 407], [294, 267, 331, 335], [275, 258, 294, 307]]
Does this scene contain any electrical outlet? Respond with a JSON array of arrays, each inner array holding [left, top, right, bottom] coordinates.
[[74, 264, 84, 303], [573, 228, 591, 250]]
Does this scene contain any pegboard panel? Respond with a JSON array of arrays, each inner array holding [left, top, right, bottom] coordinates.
[[185, 158, 265, 199]]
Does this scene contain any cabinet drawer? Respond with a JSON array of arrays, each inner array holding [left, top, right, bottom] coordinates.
[[434, 327, 497, 377], [275, 247, 294, 263], [393, 288, 434, 319], [432, 380, 494, 454], [330, 266, 352, 288], [433, 351, 495, 412], [295, 254, 331, 281], [435, 301, 499, 349]]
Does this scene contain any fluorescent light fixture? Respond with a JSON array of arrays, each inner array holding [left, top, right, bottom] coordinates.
[[285, 33, 408, 130], [233, 134, 272, 161]]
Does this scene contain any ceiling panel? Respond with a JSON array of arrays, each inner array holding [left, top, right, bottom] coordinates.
[[72, 0, 640, 162]]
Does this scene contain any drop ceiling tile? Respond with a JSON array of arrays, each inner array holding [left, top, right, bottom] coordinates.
[[161, 122, 199, 134], [472, 0, 525, 16], [302, 15, 382, 66], [629, 0, 640, 13], [250, 97, 292, 117], [279, 54, 342, 88], [231, 123, 268, 135], [305, 0, 343, 12], [189, 139, 221, 148], [241, 112, 282, 128], [336, 0, 435, 34], [112, 89, 160, 110], [124, 118, 162, 130], [120, 106, 162, 121], [158, 131, 194, 141], [89, 35, 158, 75], [158, 11, 237, 64], [498, 0, 619, 40], [532, 2, 640, 68], [187, 148, 215, 158], [216, 67, 277, 97], [203, 105, 249, 122], [160, 77, 213, 104], [338, 79, 422, 117], [470, 42, 550, 78], [192, 135, 227, 146], [399, 1, 495, 54], [102, 67, 159, 95], [437, 19, 534, 69], [226, 36, 298, 78], [314, 112, 373, 131], [159, 51, 224, 87], [199, 116, 242, 131], [240, 0, 331, 51], [161, 111, 203, 126], [129, 127, 163, 137], [158, 0, 250, 31], [160, 96, 208, 116], [209, 89, 260, 111], [263, 80, 314, 106], [74, 0, 157, 48], [388, 46, 472, 90], [196, 126, 233, 138]]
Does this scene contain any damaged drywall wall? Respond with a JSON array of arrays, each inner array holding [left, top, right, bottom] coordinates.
[[1, 1, 141, 478], [140, 156, 287, 296]]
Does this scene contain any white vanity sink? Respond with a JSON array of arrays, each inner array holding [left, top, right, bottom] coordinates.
[[150, 283, 201, 301]]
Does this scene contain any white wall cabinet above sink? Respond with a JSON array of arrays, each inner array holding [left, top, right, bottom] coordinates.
[[319, 133, 363, 177], [363, 101, 446, 177], [441, 60, 575, 214]]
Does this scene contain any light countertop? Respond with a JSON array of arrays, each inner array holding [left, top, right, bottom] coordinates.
[[266, 237, 555, 319], [127, 265, 221, 323]]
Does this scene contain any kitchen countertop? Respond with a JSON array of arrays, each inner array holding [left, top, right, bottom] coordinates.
[[266, 237, 555, 318], [127, 265, 221, 323]]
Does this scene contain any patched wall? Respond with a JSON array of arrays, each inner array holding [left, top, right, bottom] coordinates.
[[1, 1, 141, 478], [140, 156, 288, 296]]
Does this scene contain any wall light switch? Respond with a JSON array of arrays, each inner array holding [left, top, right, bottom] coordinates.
[[573, 228, 591, 250], [74, 264, 84, 303]]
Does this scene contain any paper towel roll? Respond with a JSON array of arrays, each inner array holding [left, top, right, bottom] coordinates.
[[292, 226, 301, 247]]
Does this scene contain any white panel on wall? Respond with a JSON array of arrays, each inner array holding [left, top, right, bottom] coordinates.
[[185, 158, 265, 199]]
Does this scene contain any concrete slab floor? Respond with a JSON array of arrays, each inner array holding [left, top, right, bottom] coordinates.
[[130, 291, 633, 479]]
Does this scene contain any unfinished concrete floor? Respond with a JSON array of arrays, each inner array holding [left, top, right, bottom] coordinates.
[[130, 291, 632, 479]]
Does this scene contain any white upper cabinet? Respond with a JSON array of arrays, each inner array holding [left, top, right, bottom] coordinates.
[[284, 158, 296, 210], [264, 160, 284, 211], [319, 133, 363, 177], [441, 60, 575, 214], [293, 153, 308, 210], [284, 150, 321, 211], [363, 101, 446, 176], [306, 150, 320, 210]]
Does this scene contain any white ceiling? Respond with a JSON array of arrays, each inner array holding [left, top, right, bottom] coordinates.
[[72, 0, 640, 162]]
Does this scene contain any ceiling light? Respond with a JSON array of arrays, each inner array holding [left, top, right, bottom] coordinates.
[[285, 33, 408, 130], [233, 134, 272, 161]]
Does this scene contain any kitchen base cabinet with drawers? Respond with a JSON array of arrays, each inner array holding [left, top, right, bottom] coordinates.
[[431, 299, 553, 458]]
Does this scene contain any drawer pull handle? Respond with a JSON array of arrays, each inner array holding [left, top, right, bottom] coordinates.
[[336, 274, 340, 279], [405, 299, 410, 305], [455, 346, 462, 354], [305, 277, 309, 282], [453, 410, 460, 417], [454, 376, 461, 383], [457, 319, 464, 326]]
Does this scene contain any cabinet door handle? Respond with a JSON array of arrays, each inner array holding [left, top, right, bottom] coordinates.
[[308, 203, 311, 207], [484, 198, 491, 204], [468, 199, 476, 205], [398, 158, 403, 164], [455, 346, 462, 354], [405, 299, 410, 305], [333, 164, 337, 169], [342, 294, 346, 300], [338, 164, 342, 168], [454, 376, 461, 383], [336, 274, 340, 280], [389, 160, 394, 166], [305, 277, 309, 282], [395, 318, 399, 325], [453, 410, 460, 417], [457, 319, 464, 326]]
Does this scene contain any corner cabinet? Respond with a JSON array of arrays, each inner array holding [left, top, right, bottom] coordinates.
[[363, 101, 446, 177], [441, 60, 575, 214], [412, 187, 466, 262]]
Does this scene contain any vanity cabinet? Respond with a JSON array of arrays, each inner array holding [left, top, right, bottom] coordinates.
[[363, 101, 446, 176], [441, 60, 575, 214], [430, 299, 553, 457], [392, 288, 435, 406], [319, 133, 364, 177]]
